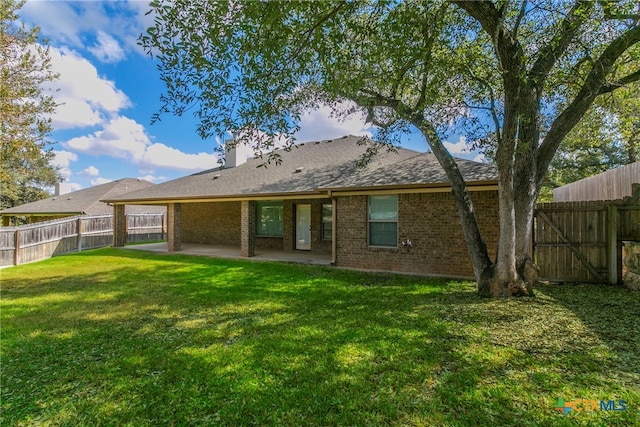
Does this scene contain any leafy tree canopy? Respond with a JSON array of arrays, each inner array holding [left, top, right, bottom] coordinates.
[[1, 0, 59, 212], [541, 84, 639, 200]]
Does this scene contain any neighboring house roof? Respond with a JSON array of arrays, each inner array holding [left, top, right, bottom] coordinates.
[[104, 135, 498, 204], [1, 178, 165, 216]]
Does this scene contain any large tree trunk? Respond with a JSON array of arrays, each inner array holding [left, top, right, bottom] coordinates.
[[415, 120, 534, 297], [415, 121, 492, 279], [513, 169, 539, 296]]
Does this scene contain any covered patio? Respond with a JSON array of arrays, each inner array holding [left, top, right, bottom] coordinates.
[[122, 242, 332, 266]]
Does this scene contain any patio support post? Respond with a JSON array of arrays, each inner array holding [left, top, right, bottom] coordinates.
[[167, 203, 182, 252], [113, 205, 127, 247], [330, 193, 337, 265], [241, 200, 256, 257]]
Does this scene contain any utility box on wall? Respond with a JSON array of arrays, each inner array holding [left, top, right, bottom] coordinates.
[[622, 241, 640, 290]]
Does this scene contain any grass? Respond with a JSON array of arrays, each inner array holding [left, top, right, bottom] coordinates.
[[1, 248, 639, 426]]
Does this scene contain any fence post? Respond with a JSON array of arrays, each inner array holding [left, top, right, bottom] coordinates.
[[14, 229, 20, 266], [162, 213, 166, 241], [608, 204, 618, 285], [77, 217, 83, 252]]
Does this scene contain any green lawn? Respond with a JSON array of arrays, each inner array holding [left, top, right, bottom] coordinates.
[[1, 248, 639, 426]]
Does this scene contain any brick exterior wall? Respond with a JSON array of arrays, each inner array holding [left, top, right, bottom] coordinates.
[[240, 200, 256, 257], [113, 205, 126, 247], [181, 202, 241, 245], [255, 237, 284, 250], [178, 199, 332, 255], [283, 199, 332, 254], [334, 191, 499, 278], [167, 203, 181, 252]]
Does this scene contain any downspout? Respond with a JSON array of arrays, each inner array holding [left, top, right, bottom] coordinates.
[[329, 190, 337, 265]]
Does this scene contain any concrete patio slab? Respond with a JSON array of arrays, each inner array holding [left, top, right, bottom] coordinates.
[[122, 242, 332, 266]]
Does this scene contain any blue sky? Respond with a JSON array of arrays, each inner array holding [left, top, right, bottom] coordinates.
[[19, 0, 480, 191]]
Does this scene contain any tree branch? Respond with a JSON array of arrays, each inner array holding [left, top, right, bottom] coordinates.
[[415, 2, 449, 111], [466, 72, 502, 146], [453, 1, 502, 46], [454, 0, 525, 112], [598, 69, 640, 94], [529, 1, 593, 89], [537, 24, 640, 182], [512, 0, 528, 37], [358, 87, 400, 110], [287, 1, 346, 63]]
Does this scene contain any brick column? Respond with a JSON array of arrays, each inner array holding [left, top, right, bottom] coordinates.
[[167, 203, 182, 252], [241, 200, 256, 257], [113, 205, 127, 247]]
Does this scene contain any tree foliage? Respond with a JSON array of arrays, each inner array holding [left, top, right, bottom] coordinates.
[[541, 86, 639, 200], [141, 0, 640, 296], [0, 0, 59, 211]]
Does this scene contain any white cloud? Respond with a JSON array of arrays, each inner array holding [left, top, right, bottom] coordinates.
[[137, 174, 166, 183], [443, 136, 486, 162], [64, 116, 148, 161], [444, 136, 469, 155], [141, 143, 219, 171], [68, 182, 84, 192], [19, 1, 149, 57], [47, 47, 130, 129], [19, 1, 87, 46], [88, 31, 125, 63], [473, 153, 487, 163], [63, 116, 219, 172], [295, 104, 371, 143], [78, 166, 100, 176], [51, 150, 78, 180], [91, 177, 113, 186]]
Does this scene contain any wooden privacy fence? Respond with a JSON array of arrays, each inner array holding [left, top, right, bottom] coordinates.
[[0, 213, 166, 267], [534, 185, 640, 284]]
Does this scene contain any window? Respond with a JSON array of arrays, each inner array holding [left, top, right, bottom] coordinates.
[[256, 201, 283, 236], [322, 204, 332, 241], [368, 195, 397, 247]]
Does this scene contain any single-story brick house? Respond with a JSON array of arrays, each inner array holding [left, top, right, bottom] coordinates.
[[1, 178, 165, 226], [103, 135, 500, 278]]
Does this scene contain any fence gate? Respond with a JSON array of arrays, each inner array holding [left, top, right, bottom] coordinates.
[[534, 186, 640, 284], [534, 202, 610, 283]]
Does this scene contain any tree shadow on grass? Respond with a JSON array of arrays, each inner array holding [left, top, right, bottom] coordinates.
[[2, 250, 638, 425]]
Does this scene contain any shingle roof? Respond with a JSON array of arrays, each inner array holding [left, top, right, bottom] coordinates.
[[1, 178, 165, 216], [325, 152, 498, 189], [104, 135, 498, 204]]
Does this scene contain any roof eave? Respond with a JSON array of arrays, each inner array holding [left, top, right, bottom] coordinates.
[[320, 179, 499, 193], [101, 190, 328, 205], [102, 180, 499, 205], [0, 211, 84, 216]]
